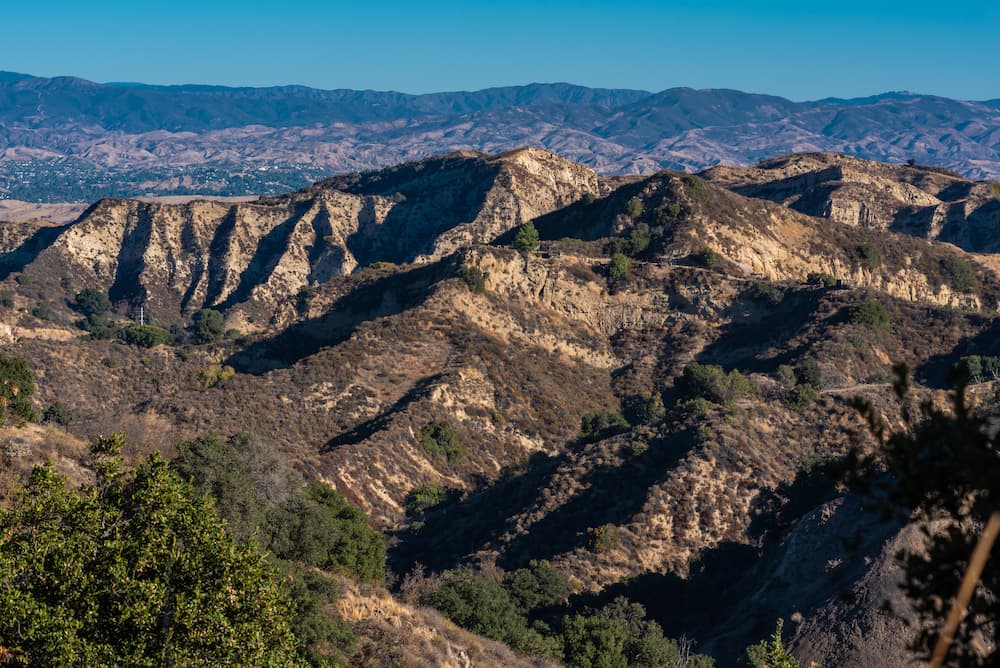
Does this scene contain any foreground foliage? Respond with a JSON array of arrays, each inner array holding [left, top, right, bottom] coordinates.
[[0, 434, 304, 667]]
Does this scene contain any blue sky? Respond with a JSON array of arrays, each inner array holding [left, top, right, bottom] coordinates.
[[1, 0, 997, 100]]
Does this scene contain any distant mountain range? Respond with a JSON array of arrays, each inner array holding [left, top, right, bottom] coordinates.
[[0, 71, 998, 201]]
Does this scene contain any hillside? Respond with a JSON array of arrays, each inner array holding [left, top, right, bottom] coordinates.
[[2, 73, 1000, 201], [2, 148, 1000, 666]]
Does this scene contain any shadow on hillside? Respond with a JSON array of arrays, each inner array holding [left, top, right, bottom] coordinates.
[[343, 157, 500, 265], [226, 260, 451, 374], [389, 425, 701, 576], [389, 452, 569, 575], [0, 224, 69, 281], [497, 428, 699, 569], [573, 465, 892, 665], [694, 286, 829, 372], [215, 200, 314, 310], [918, 315, 1000, 388], [322, 373, 444, 451]]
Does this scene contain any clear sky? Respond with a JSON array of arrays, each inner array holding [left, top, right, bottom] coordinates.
[[1, 0, 997, 100]]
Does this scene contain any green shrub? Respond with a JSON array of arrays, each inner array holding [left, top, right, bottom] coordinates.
[[992, 181, 1000, 200], [940, 255, 978, 292], [683, 175, 710, 202], [787, 383, 820, 410], [623, 392, 666, 426], [746, 619, 800, 668], [857, 243, 881, 271], [807, 272, 837, 287], [74, 288, 111, 318], [599, 597, 715, 668], [0, 291, 14, 309], [608, 252, 630, 280], [513, 221, 540, 253], [626, 197, 645, 219], [420, 420, 464, 464], [431, 570, 529, 647], [581, 192, 597, 205], [848, 300, 890, 331], [192, 308, 225, 344], [198, 363, 235, 389], [794, 361, 823, 389], [0, 354, 36, 425], [404, 483, 449, 516], [504, 560, 570, 613], [580, 412, 631, 440], [659, 202, 682, 219], [588, 523, 619, 553], [269, 481, 387, 584], [676, 397, 716, 416], [461, 266, 487, 294], [30, 302, 53, 321], [628, 222, 651, 255], [562, 614, 629, 668], [955, 355, 1000, 383], [750, 282, 785, 305], [678, 363, 756, 404], [775, 364, 797, 388], [118, 324, 173, 347], [694, 246, 718, 268], [42, 402, 78, 427]]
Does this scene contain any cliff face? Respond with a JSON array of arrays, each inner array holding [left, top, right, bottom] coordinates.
[[703, 152, 1000, 252], [1, 148, 595, 325]]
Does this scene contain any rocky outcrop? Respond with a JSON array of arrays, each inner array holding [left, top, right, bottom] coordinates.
[[703, 152, 1000, 252]]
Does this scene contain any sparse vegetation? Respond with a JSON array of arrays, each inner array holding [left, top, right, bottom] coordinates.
[[42, 402, 78, 427]]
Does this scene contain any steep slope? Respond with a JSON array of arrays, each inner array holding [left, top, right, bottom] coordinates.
[[0, 149, 596, 326], [703, 152, 1000, 252]]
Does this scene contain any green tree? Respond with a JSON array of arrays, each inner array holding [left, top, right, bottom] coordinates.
[[74, 288, 111, 319], [626, 197, 645, 219], [269, 481, 386, 584], [847, 300, 890, 331], [420, 420, 464, 464], [678, 363, 756, 404], [431, 570, 530, 647], [746, 619, 800, 668], [609, 252, 630, 280], [118, 324, 173, 348], [513, 221, 540, 253], [192, 308, 226, 344], [628, 222, 652, 255], [562, 614, 629, 668], [0, 435, 304, 667], [0, 354, 36, 424], [504, 560, 570, 613]]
